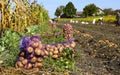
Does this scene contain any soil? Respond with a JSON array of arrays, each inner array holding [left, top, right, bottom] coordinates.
[[0, 23, 120, 75], [71, 23, 120, 75]]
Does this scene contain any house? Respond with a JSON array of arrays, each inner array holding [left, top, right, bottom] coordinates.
[[97, 8, 104, 15], [60, 11, 83, 18], [93, 8, 104, 16], [75, 11, 83, 18]]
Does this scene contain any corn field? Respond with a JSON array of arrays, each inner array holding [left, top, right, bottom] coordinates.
[[0, 0, 49, 36]]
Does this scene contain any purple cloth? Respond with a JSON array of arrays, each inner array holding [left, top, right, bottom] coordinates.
[[20, 36, 30, 51]]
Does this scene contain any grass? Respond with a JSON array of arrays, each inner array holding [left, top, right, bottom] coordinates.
[[0, 21, 120, 75], [58, 15, 116, 23]]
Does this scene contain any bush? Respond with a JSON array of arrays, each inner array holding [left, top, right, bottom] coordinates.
[[42, 48, 75, 72], [0, 29, 21, 67]]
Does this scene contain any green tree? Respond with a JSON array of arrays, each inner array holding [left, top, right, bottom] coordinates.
[[113, 9, 120, 15], [63, 2, 77, 18], [83, 4, 98, 17], [103, 8, 113, 15], [55, 5, 65, 17], [55, 8, 61, 17]]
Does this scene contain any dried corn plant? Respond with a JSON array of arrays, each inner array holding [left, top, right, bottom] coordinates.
[[0, 0, 49, 36]]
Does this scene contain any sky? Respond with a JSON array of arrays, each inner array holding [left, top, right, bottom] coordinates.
[[35, 0, 120, 18]]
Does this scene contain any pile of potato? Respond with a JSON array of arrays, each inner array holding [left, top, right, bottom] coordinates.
[[16, 36, 43, 69], [16, 36, 76, 70], [16, 24, 75, 70], [63, 24, 74, 40]]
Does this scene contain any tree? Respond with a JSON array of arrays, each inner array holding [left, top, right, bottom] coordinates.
[[83, 4, 98, 17], [113, 9, 120, 15], [103, 8, 113, 15], [55, 8, 62, 17], [63, 2, 77, 18], [55, 5, 64, 17]]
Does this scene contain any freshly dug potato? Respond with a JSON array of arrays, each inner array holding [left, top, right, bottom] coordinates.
[[24, 63, 32, 69], [49, 52, 53, 56], [22, 59, 28, 65], [16, 61, 23, 68], [19, 57, 24, 61], [19, 51, 25, 57], [54, 47, 58, 51], [40, 50, 45, 56], [46, 45, 50, 48], [29, 53, 34, 58], [37, 63, 43, 67], [59, 47, 64, 52], [34, 62, 43, 68], [53, 50, 59, 54], [31, 41, 39, 48], [57, 44, 62, 49], [37, 58, 43, 62], [46, 47, 50, 51], [51, 45, 55, 49], [27, 47, 34, 53], [49, 48, 54, 52], [44, 50, 49, 56], [70, 41, 76, 48], [52, 55, 58, 58], [30, 57, 37, 63], [32, 38, 40, 42], [35, 48, 41, 55], [38, 43, 43, 49], [64, 44, 70, 48]]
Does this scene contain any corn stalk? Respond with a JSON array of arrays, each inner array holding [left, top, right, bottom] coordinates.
[[0, 0, 49, 36]]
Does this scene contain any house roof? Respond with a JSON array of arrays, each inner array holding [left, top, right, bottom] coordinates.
[[76, 11, 83, 15]]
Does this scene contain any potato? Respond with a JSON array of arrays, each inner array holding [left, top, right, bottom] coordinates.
[[70, 42, 76, 48], [54, 47, 58, 50], [31, 41, 39, 48], [24, 63, 32, 69], [22, 59, 28, 65], [27, 47, 33, 53], [59, 47, 63, 52], [53, 50, 58, 54], [44, 55, 48, 58], [57, 44, 61, 49], [40, 50, 45, 56], [49, 52, 53, 56], [46, 47, 50, 51], [44, 50, 49, 56], [51, 45, 55, 49], [68, 47, 73, 50], [46, 45, 50, 48], [29, 53, 34, 58], [19, 51, 25, 57], [28, 63, 32, 69], [37, 58, 43, 62], [52, 55, 58, 58], [30, 57, 37, 63], [34, 62, 43, 68], [15, 63, 19, 68], [38, 44, 43, 49], [16, 61, 23, 68], [19, 57, 24, 61], [64, 44, 70, 48], [35, 48, 41, 55], [49, 48, 54, 52], [37, 63, 43, 67], [32, 38, 39, 42]]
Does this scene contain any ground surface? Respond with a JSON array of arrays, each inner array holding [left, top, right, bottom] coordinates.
[[71, 23, 120, 75], [0, 23, 120, 75]]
